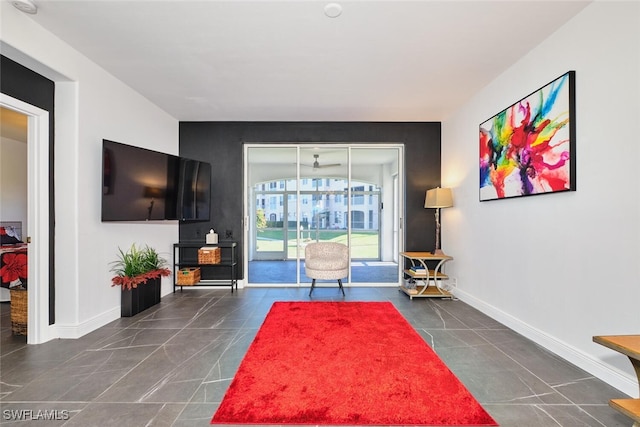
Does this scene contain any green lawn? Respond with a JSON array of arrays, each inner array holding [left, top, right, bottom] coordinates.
[[256, 229, 379, 258]]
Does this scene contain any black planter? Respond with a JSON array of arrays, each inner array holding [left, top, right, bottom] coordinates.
[[121, 277, 161, 317]]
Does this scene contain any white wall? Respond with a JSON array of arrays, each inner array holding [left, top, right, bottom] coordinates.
[[0, 136, 27, 231], [1, 3, 179, 338], [442, 1, 640, 396]]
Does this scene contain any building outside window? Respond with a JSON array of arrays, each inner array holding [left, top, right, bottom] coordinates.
[[255, 179, 380, 231]]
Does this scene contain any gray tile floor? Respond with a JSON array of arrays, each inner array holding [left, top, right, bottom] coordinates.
[[0, 287, 632, 426]]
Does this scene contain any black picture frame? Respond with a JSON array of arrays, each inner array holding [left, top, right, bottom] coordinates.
[[479, 71, 576, 201]]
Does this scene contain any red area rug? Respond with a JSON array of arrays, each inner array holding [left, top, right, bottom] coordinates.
[[211, 301, 497, 426]]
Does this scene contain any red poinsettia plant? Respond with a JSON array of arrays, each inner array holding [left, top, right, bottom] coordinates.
[[0, 251, 27, 289], [110, 244, 170, 291]]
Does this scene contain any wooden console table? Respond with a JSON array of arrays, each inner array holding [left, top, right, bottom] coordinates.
[[593, 335, 640, 426], [399, 252, 453, 299]]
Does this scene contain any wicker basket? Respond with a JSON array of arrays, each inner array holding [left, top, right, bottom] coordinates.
[[177, 268, 201, 285], [198, 247, 220, 264], [10, 288, 27, 335]]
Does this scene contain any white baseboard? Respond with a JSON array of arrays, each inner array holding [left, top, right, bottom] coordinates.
[[48, 281, 247, 340], [53, 306, 120, 339], [453, 288, 638, 398]]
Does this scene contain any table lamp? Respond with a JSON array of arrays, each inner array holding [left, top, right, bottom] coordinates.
[[424, 187, 453, 255], [143, 186, 165, 220]]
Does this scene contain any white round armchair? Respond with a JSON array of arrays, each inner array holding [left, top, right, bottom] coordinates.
[[304, 242, 349, 296]]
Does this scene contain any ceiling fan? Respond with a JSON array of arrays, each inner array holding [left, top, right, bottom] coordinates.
[[303, 154, 341, 170]]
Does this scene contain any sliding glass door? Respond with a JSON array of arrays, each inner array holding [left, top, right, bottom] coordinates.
[[249, 147, 295, 263], [245, 145, 402, 287]]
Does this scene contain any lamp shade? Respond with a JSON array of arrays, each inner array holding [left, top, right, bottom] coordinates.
[[143, 186, 165, 199], [424, 187, 453, 208]]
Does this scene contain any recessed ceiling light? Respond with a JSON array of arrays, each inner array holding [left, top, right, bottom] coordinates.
[[324, 3, 342, 18], [12, 0, 38, 14]]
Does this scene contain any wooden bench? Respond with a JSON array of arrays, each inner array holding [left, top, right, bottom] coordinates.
[[593, 335, 640, 426]]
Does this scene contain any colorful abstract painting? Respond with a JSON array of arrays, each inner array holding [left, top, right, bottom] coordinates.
[[479, 71, 575, 201]]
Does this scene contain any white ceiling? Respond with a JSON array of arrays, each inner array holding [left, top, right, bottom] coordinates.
[[20, 0, 589, 122]]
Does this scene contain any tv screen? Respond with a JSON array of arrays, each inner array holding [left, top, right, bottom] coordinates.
[[102, 140, 211, 221]]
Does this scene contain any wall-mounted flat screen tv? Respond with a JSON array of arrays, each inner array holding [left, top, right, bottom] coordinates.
[[102, 139, 211, 221]]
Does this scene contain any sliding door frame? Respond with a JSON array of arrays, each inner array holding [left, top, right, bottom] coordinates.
[[244, 143, 404, 287]]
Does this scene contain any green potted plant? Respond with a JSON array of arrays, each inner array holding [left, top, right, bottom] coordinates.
[[110, 244, 170, 316]]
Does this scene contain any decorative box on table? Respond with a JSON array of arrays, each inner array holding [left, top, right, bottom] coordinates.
[[198, 247, 220, 264], [177, 267, 201, 285]]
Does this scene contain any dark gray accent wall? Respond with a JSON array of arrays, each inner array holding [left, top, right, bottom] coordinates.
[[1, 55, 56, 324], [179, 122, 442, 280]]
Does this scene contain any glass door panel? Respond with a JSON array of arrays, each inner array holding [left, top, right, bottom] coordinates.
[[247, 146, 296, 264], [350, 147, 400, 284], [299, 147, 348, 284], [299, 147, 348, 245], [256, 192, 285, 258]]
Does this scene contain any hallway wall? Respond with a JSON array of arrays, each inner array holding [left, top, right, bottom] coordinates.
[[441, 1, 640, 396], [1, 2, 179, 339]]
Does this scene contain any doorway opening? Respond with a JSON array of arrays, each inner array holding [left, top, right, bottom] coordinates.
[[0, 94, 50, 344], [245, 145, 403, 287]]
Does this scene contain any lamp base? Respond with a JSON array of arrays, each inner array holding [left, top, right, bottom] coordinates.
[[432, 249, 446, 256]]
